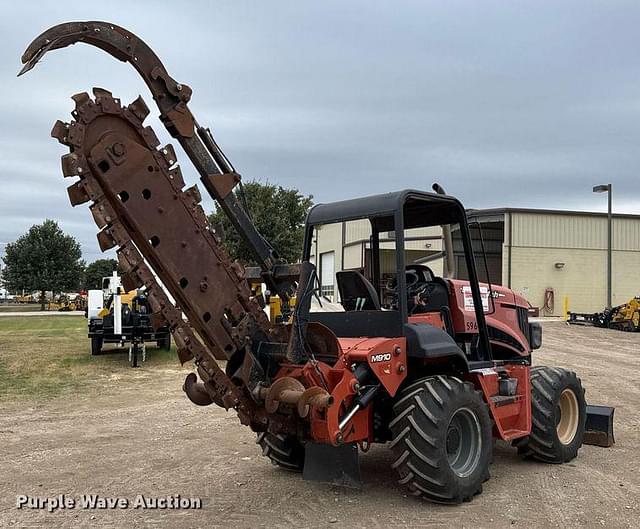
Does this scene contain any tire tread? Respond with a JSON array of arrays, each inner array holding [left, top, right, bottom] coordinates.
[[519, 366, 586, 464], [256, 432, 304, 472], [389, 376, 492, 504]]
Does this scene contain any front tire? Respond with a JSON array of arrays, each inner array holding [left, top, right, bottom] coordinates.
[[256, 432, 305, 472], [517, 366, 586, 463], [389, 376, 493, 504]]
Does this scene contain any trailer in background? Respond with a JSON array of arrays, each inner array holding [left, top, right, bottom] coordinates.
[[87, 272, 172, 366]]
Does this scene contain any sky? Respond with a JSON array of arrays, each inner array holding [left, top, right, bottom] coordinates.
[[1, 1, 640, 262]]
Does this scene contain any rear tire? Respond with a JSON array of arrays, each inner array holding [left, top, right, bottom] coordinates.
[[256, 432, 305, 472], [389, 376, 493, 504], [517, 366, 586, 463], [90, 337, 103, 356]]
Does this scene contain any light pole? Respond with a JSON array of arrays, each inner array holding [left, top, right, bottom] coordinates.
[[593, 184, 612, 309]]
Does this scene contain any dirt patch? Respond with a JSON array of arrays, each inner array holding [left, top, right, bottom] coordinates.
[[0, 322, 638, 528]]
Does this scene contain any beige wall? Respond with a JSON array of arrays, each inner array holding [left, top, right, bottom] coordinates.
[[344, 219, 370, 244], [380, 238, 442, 252], [511, 212, 640, 251], [506, 212, 640, 315], [343, 244, 364, 270]]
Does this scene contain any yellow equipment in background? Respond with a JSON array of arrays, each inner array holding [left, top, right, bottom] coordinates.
[[50, 294, 87, 312], [568, 296, 640, 331], [267, 293, 297, 323], [97, 291, 135, 318], [608, 296, 640, 332], [248, 282, 296, 323], [15, 294, 36, 304]]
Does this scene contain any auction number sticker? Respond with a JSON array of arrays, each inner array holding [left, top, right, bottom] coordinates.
[[462, 286, 489, 312]]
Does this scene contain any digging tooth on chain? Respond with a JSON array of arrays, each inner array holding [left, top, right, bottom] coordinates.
[[96, 229, 116, 252], [159, 144, 177, 168], [92, 88, 121, 114], [168, 166, 185, 189], [91, 87, 112, 99], [60, 153, 81, 177], [116, 241, 144, 276], [96, 219, 128, 251], [120, 271, 142, 293], [173, 327, 197, 365], [51, 120, 71, 145], [90, 200, 117, 228], [183, 185, 202, 208], [70, 92, 92, 124], [68, 123, 85, 148], [71, 91, 100, 122], [67, 180, 90, 206], [68, 177, 103, 205], [142, 126, 160, 148], [72, 91, 92, 108], [127, 95, 150, 123]]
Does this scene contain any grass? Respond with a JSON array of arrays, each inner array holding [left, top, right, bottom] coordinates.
[[0, 316, 184, 402]]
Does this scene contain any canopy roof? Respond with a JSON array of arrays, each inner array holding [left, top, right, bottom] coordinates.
[[306, 189, 466, 231]]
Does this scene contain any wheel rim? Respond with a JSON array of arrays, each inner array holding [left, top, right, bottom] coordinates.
[[556, 388, 579, 445], [446, 407, 482, 478]]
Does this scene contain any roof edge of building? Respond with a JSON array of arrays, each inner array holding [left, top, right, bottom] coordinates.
[[466, 206, 640, 220]]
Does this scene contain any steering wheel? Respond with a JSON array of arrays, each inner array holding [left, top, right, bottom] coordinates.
[[385, 270, 420, 294], [415, 281, 441, 302]]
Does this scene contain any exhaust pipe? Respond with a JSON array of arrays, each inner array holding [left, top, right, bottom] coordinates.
[[432, 183, 455, 279]]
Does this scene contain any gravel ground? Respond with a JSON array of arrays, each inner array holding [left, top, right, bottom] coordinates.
[[0, 321, 638, 529]]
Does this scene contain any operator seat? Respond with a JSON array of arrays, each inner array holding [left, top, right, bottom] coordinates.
[[336, 270, 381, 311]]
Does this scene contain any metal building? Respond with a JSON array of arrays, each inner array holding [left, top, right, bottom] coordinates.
[[309, 207, 640, 315], [462, 208, 640, 315]]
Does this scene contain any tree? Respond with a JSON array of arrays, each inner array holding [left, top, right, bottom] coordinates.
[[84, 258, 121, 290], [208, 181, 313, 265], [2, 220, 85, 310]]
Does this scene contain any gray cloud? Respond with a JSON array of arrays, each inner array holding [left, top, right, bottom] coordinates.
[[1, 1, 640, 262]]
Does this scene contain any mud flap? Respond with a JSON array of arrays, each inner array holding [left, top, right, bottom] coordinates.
[[303, 442, 361, 489], [584, 405, 615, 447]]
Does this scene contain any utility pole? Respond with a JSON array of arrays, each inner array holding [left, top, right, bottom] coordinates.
[[593, 184, 612, 309]]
